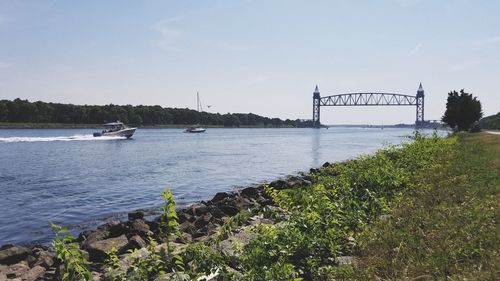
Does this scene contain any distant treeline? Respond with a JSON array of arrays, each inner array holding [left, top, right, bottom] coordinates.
[[479, 112, 500, 130], [0, 98, 313, 127]]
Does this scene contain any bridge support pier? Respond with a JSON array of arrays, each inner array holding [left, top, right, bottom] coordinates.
[[415, 83, 425, 127], [313, 85, 321, 128]]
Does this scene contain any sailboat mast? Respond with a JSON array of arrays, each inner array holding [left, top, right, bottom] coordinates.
[[197, 92, 203, 112], [196, 92, 199, 112]]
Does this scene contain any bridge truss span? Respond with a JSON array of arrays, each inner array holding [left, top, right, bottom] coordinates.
[[312, 84, 425, 127], [320, 93, 417, 107]]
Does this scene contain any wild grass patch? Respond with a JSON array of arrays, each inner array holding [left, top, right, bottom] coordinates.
[[355, 132, 499, 280]]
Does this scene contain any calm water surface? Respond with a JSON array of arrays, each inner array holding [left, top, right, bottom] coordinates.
[[0, 127, 441, 244]]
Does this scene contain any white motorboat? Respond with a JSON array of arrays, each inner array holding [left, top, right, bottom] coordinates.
[[185, 92, 206, 133], [185, 125, 206, 133], [93, 121, 136, 138]]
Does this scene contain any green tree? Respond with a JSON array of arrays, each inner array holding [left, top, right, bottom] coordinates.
[[0, 98, 313, 127], [0, 101, 8, 122], [442, 89, 482, 131]]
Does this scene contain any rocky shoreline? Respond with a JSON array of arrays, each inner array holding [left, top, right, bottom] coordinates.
[[0, 166, 323, 281]]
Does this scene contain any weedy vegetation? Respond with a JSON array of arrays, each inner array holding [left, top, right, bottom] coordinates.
[[354, 132, 499, 280], [51, 223, 92, 281], [105, 189, 186, 281]]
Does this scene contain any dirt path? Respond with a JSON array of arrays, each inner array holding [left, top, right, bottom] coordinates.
[[485, 131, 500, 135]]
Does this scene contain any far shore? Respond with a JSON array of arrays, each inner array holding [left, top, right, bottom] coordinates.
[[0, 122, 442, 130], [0, 122, 308, 129]]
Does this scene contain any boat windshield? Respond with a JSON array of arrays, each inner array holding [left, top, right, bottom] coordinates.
[[103, 123, 124, 130]]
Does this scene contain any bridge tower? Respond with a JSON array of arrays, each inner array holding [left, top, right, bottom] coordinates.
[[415, 83, 425, 126], [313, 85, 321, 127]]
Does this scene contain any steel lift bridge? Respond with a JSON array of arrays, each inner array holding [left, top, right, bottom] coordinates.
[[312, 83, 425, 127]]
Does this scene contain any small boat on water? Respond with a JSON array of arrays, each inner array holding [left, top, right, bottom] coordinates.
[[185, 92, 206, 133], [93, 121, 136, 138], [185, 125, 206, 133]]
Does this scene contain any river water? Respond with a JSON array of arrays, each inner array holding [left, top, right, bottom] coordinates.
[[0, 127, 442, 245]]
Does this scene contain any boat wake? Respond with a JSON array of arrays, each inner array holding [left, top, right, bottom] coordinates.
[[0, 135, 127, 143]]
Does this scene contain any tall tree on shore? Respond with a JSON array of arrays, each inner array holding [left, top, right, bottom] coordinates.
[[442, 89, 482, 131]]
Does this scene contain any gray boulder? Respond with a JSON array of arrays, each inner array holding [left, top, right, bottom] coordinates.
[[86, 235, 128, 262], [82, 229, 110, 249], [20, 265, 46, 281], [0, 246, 30, 265], [2, 260, 30, 279], [241, 187, 259, 198], [179, 221, 196, 235], [126, 235, 147, 251], [194, 213, 213, 229], [211, 192, 229, 203], [218, 205, 239, 216], [128, 211, 144, 221], [186, 203, 209, 216], [130, 219, 151, 236], [33, 250, 54, 268]]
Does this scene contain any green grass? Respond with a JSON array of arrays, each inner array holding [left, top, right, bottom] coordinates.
[[354, 132, 499, 280]]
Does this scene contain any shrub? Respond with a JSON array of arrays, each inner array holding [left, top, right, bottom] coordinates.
[[51, 223, 91, 281]]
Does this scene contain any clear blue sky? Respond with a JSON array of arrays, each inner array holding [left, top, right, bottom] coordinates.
[[1, 0, 499, 124]]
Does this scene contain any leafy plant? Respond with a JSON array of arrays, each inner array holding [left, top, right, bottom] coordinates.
[[213, 209, 252, 246], [105, 243, 126, 281], [183, 243, 226, 279], [158, 188, 185, 274], [158, 189, 181, 239], [127, 240, 168, 280], [105, 189, 186, 281], [51, 222, 91, 281]]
